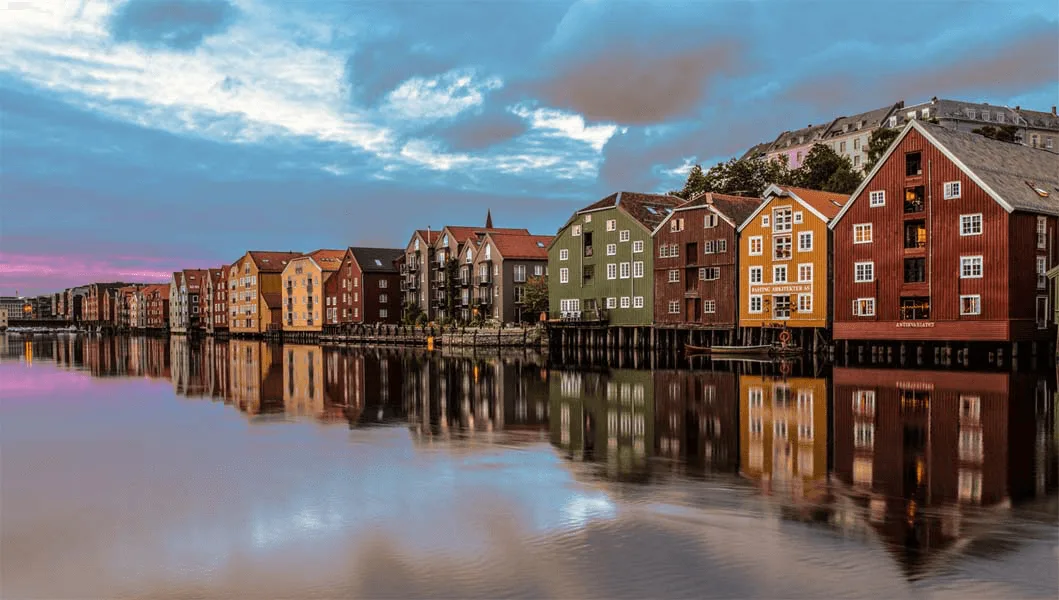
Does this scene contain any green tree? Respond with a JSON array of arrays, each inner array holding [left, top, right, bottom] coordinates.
[[790, 143, 862, 194], [972, 124, 1020, 143], [673, 155, 792, 199], [520, 275, 548, 320], [864, 127, 901, 172], [676, 164, 708, 199]]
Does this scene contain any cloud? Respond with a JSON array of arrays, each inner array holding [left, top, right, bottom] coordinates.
[[382, 68, 502, 121], [345, 38, 454, 106], [109, 0, 238, 51], [429, 107, 529, 151], [512, 105, 619, 151]]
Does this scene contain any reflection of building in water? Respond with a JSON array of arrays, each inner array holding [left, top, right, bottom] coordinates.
[[654, 369, 740, 474], [203, 338, 229, 400], [550, 369, 654, 480], [328, 350, 405, 427], [170, 336, 207, 397], [282, 344, 346, 421], [227, 340, 284, 416], [832, 368, 1056, 575], [739, 374, 828, 497]]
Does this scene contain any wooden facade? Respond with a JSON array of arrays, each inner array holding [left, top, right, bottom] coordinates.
[[653, 193, 761, 328], [228, 251, 301, 335], [280, 250, 344, 333], [831, 120, 1058, 343], [738, 186, 845, 331]]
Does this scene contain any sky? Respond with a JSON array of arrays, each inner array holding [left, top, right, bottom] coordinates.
[[1, 0, 1056, 295]]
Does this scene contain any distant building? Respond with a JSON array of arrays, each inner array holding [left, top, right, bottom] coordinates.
[[822, 103, 904, 171], [0, 308, 7, 330], [204, 266, 230, 335], [766, 122, 834, 170], [169, 270, 207, 334]]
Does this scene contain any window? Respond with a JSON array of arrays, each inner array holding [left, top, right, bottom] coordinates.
[[659, 245, 669, 258], [582, 264, 594, 282], [762, 215, 770, 227], [1037, 256, 1047, 289], [1037, 296, 1049, 329], [668, 300, 679, 314], [633, 261, 644, 278], [670, 243, 679, 257], [717, 239, 727, 253], [513, 265, 527, 282], [773, 295, 791, 319], [904, 258, 926, 283], [773, 235, 792, 260], [773, 265, 787, 283], [960, 295, 981, 315], [904, 220, 927, 248], [606, 297, 617, 309], [607, 263, 617, 279], [749, 236, 763, 256], [853, 223, 873, 244], [620, 230, 630, 242], [797, 231, 813, 252], [379, 279, 388, 289], [559, 268, 569, 284], [584, 214, 592, 223], [606, 219, 616, 231], [906, 152, 922, 176], [960, 214, 982, 236], [750, 295, 762, 313], [900, 296, 931, 320], [704, 300, 716, 313], [798, 294, 812, 313], [853, 155, 861, 168], [632, 240, 643, 252], [905, 186, 925, 213], [620, 296, 630, 308], [559, 249, 569, 261], [960, 256, 982, 278], [700, 267, 720, 281], [944, 181, 962, 199], [534, 265, 543, 277], [888, 115, 898, 127], [1048, 137, 1055, 150], [668, 269, 680, 283], [793, 211, 803, 224], [620, 262, 630, 279], [378, 293, 388, 304], [704, 213, 719, 228], [839, 141, 846, 152], [606, 243, 617, 256], [996, 112, 1005, 124], [981, 109, 990, 122], [749, 266, 763, 283], [670, 218, 685, 232], [1038, 216, 1048, 249], [869, 190, 885, 207], [773, 207, 793, 232], [704, 241, 715, 254], [798, 264, 813, 282], [572, 224, 581, 237], [854, 261, 874, 282]]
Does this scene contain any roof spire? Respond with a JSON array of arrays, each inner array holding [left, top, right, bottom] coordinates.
[[485, 209, 493, 229]]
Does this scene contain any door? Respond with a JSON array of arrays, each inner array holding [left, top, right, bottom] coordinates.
[[1036, 296, 1048, 329]]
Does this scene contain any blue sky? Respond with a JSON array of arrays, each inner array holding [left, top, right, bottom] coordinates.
[[1, 0, 1056, 294]]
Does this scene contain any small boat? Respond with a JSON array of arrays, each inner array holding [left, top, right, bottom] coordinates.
[[685, 343, 801, 357]]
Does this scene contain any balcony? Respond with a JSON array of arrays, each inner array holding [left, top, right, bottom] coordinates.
[[407, 262, 419, 273], [904, 220, 927, 249], [460, 297, 470, 307], [477, 273, 491, 285], [583, 246, 594, 258], [399, 265, 408, 276], [904, 186, 925, 214]]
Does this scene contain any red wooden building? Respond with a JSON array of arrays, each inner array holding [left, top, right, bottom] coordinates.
[[652, 192, 761, 332], [831, 120, 1058, 344], [329, 247, 403, 325]]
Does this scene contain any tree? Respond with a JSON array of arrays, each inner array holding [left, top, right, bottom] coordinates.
[[789, 143, 862, 194], [673, 155, 792, 199], [520, 275, 548, 321], [864, 127, 900, 172], [972, 124, 1020, 144], [676, 164, 708, 199]]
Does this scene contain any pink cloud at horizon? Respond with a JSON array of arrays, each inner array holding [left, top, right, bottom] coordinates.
[[0, 252, 220, 296]]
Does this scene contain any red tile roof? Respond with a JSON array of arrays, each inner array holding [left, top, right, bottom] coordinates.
[[247, 251, 302, 273], [305, 249, 346, 271], [779, 186, 848, 219], [444, 225, 530, 246], [182, 269, 208, 291], [415, 230, 440, 244], [487, 233, 554, 260]]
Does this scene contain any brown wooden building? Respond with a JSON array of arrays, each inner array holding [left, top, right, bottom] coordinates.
[[652, 192, 761, 330], [204, 266, 230, 334], [83, 282, 127, 325], [831, 120, 1058, 344], [330, 247, 403, 325], [144, 284, 170, 330]]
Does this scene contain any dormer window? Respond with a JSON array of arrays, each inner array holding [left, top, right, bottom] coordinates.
[[888, 116, 897, 127]]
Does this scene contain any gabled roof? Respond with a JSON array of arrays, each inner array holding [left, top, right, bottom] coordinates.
[[769, 120, 836, 151], [824, 103, 902, 139], [442, 225, 530, 247], [413, 229, 440, 245], [144, 284, 169, 299], [182, 269, 208, 290], [738, 185, 848, 231], [832, 120, 1059, 226], [305, 249, 346, 272], [483, 233, 554, 260], [578, 191, 685, 231], [1016, 107, 1059, 131], [741, 138, 779, 161], [247, 251, 302, 273], [675, 192, 763, 226], [348, 247, 403, 273]]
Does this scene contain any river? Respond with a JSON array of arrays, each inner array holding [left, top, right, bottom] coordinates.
[[1, 333, 1056, 599]]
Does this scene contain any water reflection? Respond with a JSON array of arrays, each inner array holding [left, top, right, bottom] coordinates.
[[2, 332, 1056, 594]]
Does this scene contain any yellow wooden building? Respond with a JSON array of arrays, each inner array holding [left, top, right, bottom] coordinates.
[[227, 251, 302, 335], [737, 185, 847, 335], [280, 249, 344, 332]]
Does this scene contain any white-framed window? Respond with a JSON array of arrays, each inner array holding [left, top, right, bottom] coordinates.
[[854, 223, 873, 244], [606, 243, 617, 256], [798, 231, 813, 252], [853, 297, 875, 316], [798, 263, 813, 282], [749, 295, 763, 313], [606, 297, 617, 309], [670, 243, 679, 257], [960, 256, 983, 278], [960, 214, 982, 236], [854, 261, 874, 282], [704, 241, 715, 254], [659, 244, 669, 258], [534, 265, 543, 277], [793, 211, 803, 224], [960, 295, 981, 315], [1038, 256, 1048, 289], [559, 268, 569, 284], [773, 207, 793, 233], [620, 230, 630, 242], [700, 267, 720, 281], [606, 219, 616, 231], [704, 213, 719, 228], [773, 265, 787, 283], [571, 224, 581, 237], [670, 218, 685, 232], [668, 269, 680, 283], [631, 239, 643, 252], [704, 300, 716, 313], [620, 262, 630, 279], [773, 235, 792, 260], [668, 300, 680, 314], [798, 294, 812, 313], [633, 261, 644, 278], [749, 266, 763, 284], [633, 296, 644, 308], [762, 215, 770, 227], [944, 181, 962, 199], [607, 263, 617, 279], [584, 214, 592, 223], [749, 236, 763, 256], [869, 190, 885, 207], [619, 296, 630, 308], [772, 294, 791, 319], [717, 239, 727, 253], [1038, 216, 1048, 249], [513, 265, 527, 282]]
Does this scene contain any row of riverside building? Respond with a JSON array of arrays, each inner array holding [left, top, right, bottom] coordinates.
[[548, 120, 1059, 354]]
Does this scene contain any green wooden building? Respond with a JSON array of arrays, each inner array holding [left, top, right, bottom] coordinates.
[[548, 191, 683, 326]]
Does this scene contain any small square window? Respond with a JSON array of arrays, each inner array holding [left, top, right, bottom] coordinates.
[[944, 181, 962, 200], [869, 191, 885, 207]]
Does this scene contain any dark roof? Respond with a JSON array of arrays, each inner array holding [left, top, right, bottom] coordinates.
[[247, 251, 302, 273], [262, 293, 283, 309], [740, 139, 777, 160], [770, 121, 834, 150], [917, 121, 1059, 215], [678, 192, 764, 226], [579, 191, 685, 230], [1016, 108, 1059, 131], [349, 247, 403, 273], [824, 103, 900, 139]]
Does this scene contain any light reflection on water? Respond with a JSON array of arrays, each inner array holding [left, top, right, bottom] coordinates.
[[0, 333, 1056, 599]]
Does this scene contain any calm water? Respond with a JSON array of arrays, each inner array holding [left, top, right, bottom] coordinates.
[[1, 333, 1057, 599]]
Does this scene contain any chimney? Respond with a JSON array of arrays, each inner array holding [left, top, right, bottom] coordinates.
[[1052, 106, 1057, 117], [1015, 105, 1020, 111]]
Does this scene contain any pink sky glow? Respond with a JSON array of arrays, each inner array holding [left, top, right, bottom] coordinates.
[[0, 252, 218, 296]]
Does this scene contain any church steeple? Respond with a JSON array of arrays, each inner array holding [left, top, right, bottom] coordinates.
[[485, 209, 493, 229]]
